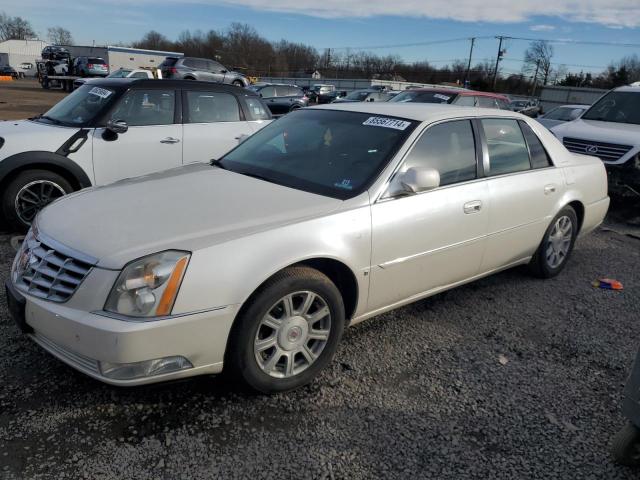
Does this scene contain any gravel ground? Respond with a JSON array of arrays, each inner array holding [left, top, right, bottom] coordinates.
[[0, 223, 639, 479]]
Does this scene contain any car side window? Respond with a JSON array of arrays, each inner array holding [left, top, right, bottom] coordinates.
[[182, 58, 196, 68], [130, 72, 148, 79], [481, 118, 531, 176], [208, 61, 223, 72], [110, 90, 175, 127], [477, 97, 498, 109], [519, 121, 553, 169], [243, 97, 270, 120], [260, 86, 276, 98], [402, 120, 477, 187], [186, 91, 241, 123], [455, 95, 476, 107]]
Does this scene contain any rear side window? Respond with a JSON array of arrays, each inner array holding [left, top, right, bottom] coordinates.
[[260, 86, 276, 98], [481, 118, 531, 176], [455, 95, 476, 107], [520, 121, 553, 168], [244, 97, 271, 120], [477, 97, 498, 109], [186, 91, 241, 123], [403, 120, 477, 186]]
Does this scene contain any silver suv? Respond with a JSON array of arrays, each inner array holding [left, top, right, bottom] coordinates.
[[160, 57, 249, 87]]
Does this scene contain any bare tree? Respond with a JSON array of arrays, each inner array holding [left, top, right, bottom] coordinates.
[[133, 30, 174, 52], [523, 40, 554, 86], [0, 12, 35, 41], [47, 26, 73, 45]]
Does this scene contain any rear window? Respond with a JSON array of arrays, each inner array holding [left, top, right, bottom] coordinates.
[[88, 58, 105, 64]]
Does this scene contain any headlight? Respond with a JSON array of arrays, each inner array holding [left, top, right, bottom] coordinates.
[[104, 250, 190, 318]]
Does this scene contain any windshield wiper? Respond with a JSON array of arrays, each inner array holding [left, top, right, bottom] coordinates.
[[38, 115, 64, 125], [239, 171, 274, 183]]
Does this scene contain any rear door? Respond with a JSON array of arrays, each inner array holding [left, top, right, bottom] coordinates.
[[92, 88, 182, 185], [260, 86, 280, 114], [478, 118, 564, 272], [182, 89, 255, 163]]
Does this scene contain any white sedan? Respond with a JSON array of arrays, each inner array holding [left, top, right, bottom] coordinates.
[[6, 103, 609, 393]]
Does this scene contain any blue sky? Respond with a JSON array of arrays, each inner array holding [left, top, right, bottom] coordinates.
[[1, 0, 639, 75]]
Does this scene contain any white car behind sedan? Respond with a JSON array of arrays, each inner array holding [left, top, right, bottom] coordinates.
[[0, 78, 272, 230], [6, 103, 609, 393]]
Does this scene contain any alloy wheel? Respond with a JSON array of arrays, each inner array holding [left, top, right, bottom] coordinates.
[[545, 215, 573, 269], [15, 180, 66, 225]]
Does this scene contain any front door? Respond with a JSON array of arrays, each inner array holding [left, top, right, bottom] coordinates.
[[92, 88, 182, 185], [368, 119, 489, 311]]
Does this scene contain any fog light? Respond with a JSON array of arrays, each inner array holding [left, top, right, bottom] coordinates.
[[99, 356, 193, 380]]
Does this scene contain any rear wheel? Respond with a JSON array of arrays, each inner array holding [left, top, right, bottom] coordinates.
[[226, 266, 345, 393], [1, 169, 73, 232], [611, 423, 640, 466], [528, 206, 578, 278]]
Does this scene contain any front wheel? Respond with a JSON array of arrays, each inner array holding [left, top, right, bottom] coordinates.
[[226, 266, 345, 393], [528, 206, 578, 278], [232, 80, 244, 87], [1, 169, 73, 232], [612, 423, 640, 466]]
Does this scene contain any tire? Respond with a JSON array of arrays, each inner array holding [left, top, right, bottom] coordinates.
[[289, 104, 301, 112], [1, 169, 73, 232], [232, 80, 244, 87], [528, 205, 578, 278], [226, 266, 345, 393], [184, 76, 195, 80], [611, 423, 640, 466]]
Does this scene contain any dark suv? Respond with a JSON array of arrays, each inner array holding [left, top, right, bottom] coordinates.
[[248, 84, 308, 115], [161, 57, 248, 87]]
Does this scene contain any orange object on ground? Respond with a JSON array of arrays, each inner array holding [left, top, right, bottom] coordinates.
[[0, 76, 13, 82], [592, 278, 624, 290]]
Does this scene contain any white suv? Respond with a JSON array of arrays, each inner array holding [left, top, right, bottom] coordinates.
[[0, 78, 272, 230], [551, 85, 640, 196]]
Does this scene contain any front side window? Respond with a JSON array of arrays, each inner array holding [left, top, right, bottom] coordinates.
[[110, 89, 175, 126], [260, 86, 276, 98], [220, 109, 416, 199], [481, 118, 531, 176], [477, 97, 498, 109], [37, 84, 117, 126], [185, 91, 240, 123], [402, 120, 477, 187]]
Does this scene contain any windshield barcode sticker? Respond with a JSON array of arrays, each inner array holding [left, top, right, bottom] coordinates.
[[89, 87, 112, 99], [363, 117, 411, 130], [434, 94, 451, 101]]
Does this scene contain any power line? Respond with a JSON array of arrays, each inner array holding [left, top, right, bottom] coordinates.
[[328, 36, 490, 51], [505, 36, 640, 48]]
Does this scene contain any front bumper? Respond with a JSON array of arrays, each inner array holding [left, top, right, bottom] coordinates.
[[7, 283, 239, 386]]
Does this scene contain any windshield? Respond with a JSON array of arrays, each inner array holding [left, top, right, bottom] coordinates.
[[581, 91, 640, 125], [220, 109, 416, 199], [390, 91, 457, 104], [345, 90, 370, 101], [544, 106, 582, 121], [37, 84, 117, 126], [511, 101, 528, 107], [108, 69, 132, 78]]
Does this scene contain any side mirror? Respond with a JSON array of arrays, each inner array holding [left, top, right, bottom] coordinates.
[[106, 119, 128, 134], [569, 109, 582, 121], [220, 69, 228, 74], [387, 167, 440, 197], [367, 97, 375, 102]]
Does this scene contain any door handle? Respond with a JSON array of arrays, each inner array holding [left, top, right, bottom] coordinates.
[[463, 200, 482, 214], [160, 137, 180, 144], [544, 184, 557, 195]]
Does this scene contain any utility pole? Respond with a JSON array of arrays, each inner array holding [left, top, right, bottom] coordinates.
[[531, 59, 540, 96], [465, 37, 475, 88], [492, 36, 508, 91]]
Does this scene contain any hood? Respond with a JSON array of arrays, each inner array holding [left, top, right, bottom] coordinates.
[[551, 118, 640, 147], [0, 120, 79, 160], [37, 163, 343, 269]]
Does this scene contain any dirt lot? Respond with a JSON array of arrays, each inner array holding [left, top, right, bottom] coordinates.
[[0, 79, 66, 120], [0, 220, 639, 479]]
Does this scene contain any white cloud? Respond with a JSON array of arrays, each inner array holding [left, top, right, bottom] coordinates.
[[530, 24, 556, 31], [198, 0, 640, 28]]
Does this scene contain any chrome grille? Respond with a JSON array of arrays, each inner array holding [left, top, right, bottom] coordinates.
[[563, 137, 633, 162], [14, 234, 94, 302]]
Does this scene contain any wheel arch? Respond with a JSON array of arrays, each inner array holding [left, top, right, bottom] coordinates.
[[0, 151, 92, 194], [567, 200, 585, 233]]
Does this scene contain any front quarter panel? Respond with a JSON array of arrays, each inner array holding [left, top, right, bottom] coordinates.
[[172, 200, 372, 318]]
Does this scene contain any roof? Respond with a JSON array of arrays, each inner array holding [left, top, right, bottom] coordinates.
[[409, 87, 508, 100], [311, 102, 527, 122], [83, 78, 257, 94], [614, 85, 640, 92]]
